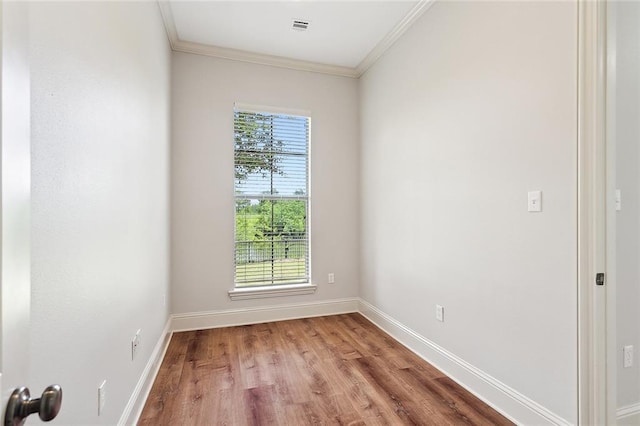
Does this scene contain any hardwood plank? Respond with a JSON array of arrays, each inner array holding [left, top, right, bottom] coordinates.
[[244, 385, 279, 425], [140, 314, 513, 426], [209, 327, 238, 392], [167, 330, 216, 425], [350, 356, 442, 425], [434, 376, 514, 426], [138, 331, 191, 425]]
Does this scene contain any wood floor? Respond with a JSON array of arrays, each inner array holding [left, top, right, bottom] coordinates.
[[139, 313, 513, 426]]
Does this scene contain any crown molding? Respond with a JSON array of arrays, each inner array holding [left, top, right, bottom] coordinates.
[[157, 1, 178, 51], [175, 38, 359, 78], [355, 0, 435, 76], [157, 0, 433, 79]]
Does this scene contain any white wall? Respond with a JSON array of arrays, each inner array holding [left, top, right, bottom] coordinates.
[[29, 2, 170, 425], [615, 0, 640, 412], [170, 52, 360, 314], [359, 2, 578, 423]]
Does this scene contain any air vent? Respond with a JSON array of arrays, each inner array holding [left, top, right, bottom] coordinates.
[[292, 20, 309, 31]]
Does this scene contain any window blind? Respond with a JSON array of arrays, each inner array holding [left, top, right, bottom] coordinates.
[[234, 110, 310, 287]]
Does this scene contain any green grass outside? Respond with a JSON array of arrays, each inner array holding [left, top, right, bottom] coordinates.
[[235, 258, 307, 287]]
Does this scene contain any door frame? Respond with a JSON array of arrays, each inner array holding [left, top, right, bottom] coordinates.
[[604, 1, 619, 422], [577, 0, 608, 424], [0, 0, 32, 418]]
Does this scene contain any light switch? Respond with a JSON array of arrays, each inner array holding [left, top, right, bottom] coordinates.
[[616, 189, 622, 211], [436, 305, 444, 322], [528, 191, 542, 212], [98, 380, 107, 416]]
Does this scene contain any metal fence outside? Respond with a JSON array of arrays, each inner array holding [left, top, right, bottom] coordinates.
[[235, 239, 308, 264]]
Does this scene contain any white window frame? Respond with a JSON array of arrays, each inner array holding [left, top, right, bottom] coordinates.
[[229, 103, 316, 300]]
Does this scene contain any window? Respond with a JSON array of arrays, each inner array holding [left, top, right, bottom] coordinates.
[[233, 106, 310, 290]]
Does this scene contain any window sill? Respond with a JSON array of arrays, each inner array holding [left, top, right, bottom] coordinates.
[[228, 283, 317, 301]]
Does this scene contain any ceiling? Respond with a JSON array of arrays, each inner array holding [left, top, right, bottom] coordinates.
[[159, 1, 433, 78]]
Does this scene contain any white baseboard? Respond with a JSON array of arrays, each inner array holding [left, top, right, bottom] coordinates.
[[358, 299, 571, 426], [617, 402, 640, 424], [171, 297, 359, 332], [118, 318, 173, 426]]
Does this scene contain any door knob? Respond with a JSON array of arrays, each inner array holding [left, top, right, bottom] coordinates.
[[4, 385, 62, 426]]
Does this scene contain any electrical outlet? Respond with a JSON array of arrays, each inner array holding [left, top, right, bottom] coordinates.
[[98, 380, 106, 416], [131, 329, 141, 361], [624, 345, 634, 368], [328, 273, 335, 284], [436, 305, 444, 322]]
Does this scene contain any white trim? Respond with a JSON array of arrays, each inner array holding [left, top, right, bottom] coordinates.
[[604, 1, 619, 423], [118, 319, 173, 426], [156, 0, 433, 78], [617, 402, 640, 420], [157, 1, 178, 52], [577, 0, 608, 424], [173, 39, 359, 78], [171, 297, 358, 332], [358, 299, 571, 426], [355, 0, 435, 76]]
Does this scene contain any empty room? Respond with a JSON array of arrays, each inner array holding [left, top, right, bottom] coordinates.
[[1, 0, 637, 425]]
